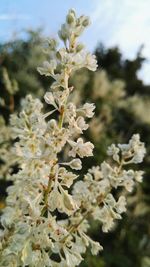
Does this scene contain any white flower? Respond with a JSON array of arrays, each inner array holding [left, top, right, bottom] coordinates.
[[48, 188, 61, 212], [66, 103, 76, 120], [118, 134, 146, 163], [44, 92, 58, 109], [59, 184, 78, 213], [85, 53, 98, 71], [118, 143, 130, 157], [100, 206, 115, 232], [107, 144, 120, 162], [115, 196, 126, 214], [37, 60, 57, 76], [51, 72, 68, 90], [105, 193, 116, 207], [132, 146, 146, 164], [81, 103, 95, 118], [58, 167, 78, 187], [89, 166, 102, 180], [90, 240, 103, 255], [129, 134, 146, 163], [134, 170, 144, 182], [25, 193, 42, 218], [69, 116, 88, 134], [101, 161, 113, 179], [122, 170, 135, 192], [63, 246, 83, 267], [76, 116, 88, 131], [73, 180, 89, 201], [68, 138, 94, 158]]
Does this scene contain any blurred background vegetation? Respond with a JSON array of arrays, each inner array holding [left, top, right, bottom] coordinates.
[[0, 30, 150, 267]]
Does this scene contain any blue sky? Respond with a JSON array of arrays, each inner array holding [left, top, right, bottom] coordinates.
[[0, 0, 150, 84]]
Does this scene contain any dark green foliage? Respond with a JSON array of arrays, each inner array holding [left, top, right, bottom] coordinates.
[[0, 29, 52, 120], [95, 43, 150, 96]]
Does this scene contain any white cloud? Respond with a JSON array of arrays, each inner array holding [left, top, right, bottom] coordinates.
[[0, 14, 30, 21], [89, 0, 150, 84]]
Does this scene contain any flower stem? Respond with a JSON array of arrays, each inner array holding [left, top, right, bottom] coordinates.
[[61, 209, 92, 243], [58, 73, 69, 129], [58, 105, 65, 129], [41, 175, 53, 216]]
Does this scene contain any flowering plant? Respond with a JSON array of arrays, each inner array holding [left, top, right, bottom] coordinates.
[[0, 9, 146, 267]]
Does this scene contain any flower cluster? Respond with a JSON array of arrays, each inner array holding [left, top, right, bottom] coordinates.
[[0, 9, 146, 267], [73, 135, 145, 232]]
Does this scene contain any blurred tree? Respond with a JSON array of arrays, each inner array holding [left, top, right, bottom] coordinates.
[[0, 29, 51, 121], [95, 43, 150, 95]]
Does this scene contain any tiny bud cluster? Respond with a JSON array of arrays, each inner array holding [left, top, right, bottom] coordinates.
[[0, 9, 146, 267]]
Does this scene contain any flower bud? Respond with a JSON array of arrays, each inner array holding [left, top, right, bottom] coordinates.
[[76, 43, 85, 52], [82, 16, 90, 27], [69, 159, 82, 170], [58, 24, 68, 41], [69, 9, 76, 17], [48, 119, 57, 130], [59, 185, 78, 211], [66, 13, 75, 24], [44, 92, 55, 105], [56, 51, 62, 61], [47, 38, 58, 50], [58, 30, 67, 41]]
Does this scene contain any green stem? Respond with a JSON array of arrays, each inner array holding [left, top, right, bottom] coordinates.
[[9, 95, 14, 113], [61, 210, 92, 243], [58, 74, 69, 129], [41, 176, 53, 216], [58, 105, 65, 129]]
